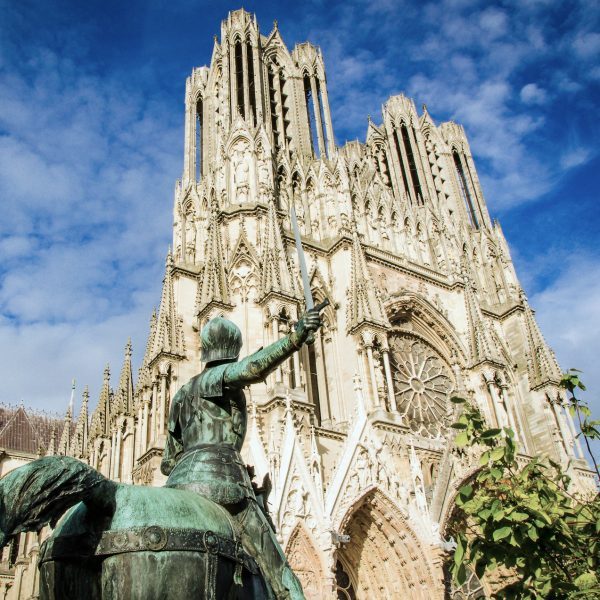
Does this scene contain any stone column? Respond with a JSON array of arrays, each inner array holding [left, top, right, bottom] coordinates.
[[499, 384, 526, 447], [365, 345, 380, 408], [109, 430, 116, 478], [113, 425, 122, 480], [293, 350, 302, 389], [159, 374, 167, 436], [151, 381, 158, 443], [484, 374, 506, 429], [251, 43, 263, 122], [274, 69, 286, 148], [135, 405, 143, 460], [271, 317, 282, 383], [141, 400, 149, 453], [309, 75, 326, 157], [382, 349, 397, 412], [357, 348, 371, 410]]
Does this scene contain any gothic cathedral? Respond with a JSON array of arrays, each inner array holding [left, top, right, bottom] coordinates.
[[0, 9, 593, 600]]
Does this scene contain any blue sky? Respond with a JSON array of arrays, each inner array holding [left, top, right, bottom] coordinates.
[[0, 0, 599, 443]]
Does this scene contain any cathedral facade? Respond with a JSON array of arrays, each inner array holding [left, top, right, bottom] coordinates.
[[0, 9, 593, 599]]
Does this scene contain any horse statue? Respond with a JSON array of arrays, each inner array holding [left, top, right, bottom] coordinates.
[[0, 306, 325, 599]]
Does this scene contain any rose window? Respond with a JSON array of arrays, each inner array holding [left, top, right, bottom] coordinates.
[[389, 336, 453, 437]]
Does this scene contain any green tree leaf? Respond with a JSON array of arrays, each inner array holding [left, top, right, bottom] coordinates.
[[492, 526, 512, 541]]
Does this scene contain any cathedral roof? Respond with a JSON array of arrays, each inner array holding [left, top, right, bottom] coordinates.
[[0, 404, 67, 455]]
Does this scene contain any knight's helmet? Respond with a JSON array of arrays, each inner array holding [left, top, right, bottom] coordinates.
[[200, 317, 243, 365]]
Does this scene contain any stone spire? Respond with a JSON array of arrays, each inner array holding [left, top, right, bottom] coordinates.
[[90, 365, 111, 439], [47, 426, 56, 456], [346, 229, 389, 333], [259, 198, 296, 301], [138, 309, 157, 389], [520, 289, 562, 389], [196, 204, 231, 316], [115, 339, 134, 416], [153, 252, 185, 357], [57, 380, 75, 456], [463, 274, 502, 366], [71, 386, 89, 459]]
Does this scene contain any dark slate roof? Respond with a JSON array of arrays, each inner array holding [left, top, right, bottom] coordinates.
[[0, 405, 67, 455]]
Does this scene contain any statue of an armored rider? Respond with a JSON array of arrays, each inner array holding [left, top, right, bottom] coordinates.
[[160, 308, 323, 599]]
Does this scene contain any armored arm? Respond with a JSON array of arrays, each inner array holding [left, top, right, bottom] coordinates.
[[223, 308, 322, 388]]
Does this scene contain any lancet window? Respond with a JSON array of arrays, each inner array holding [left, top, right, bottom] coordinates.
[[234, 40, 245, 119], [453, 150, 479, 229], [316, 78, 329, 156], [195, 97, 203, 181], [304, 73, 320, 157], [246, 37, 257, 125], [335, 559, 357, 599], [299, 309, 337, 427], [393, 129, 411, 199], [401, 124, 423, 204]]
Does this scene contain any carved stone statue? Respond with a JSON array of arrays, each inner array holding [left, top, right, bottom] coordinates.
[[185, 217, 196, 262], [233, 142, 250, 204], [0, 309, 324, 600]]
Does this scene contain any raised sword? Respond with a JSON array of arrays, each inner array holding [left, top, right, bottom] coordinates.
[[290, 202, 329, 343]]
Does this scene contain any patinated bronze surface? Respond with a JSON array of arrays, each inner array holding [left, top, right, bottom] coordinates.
[[0, 307, 323, 599]]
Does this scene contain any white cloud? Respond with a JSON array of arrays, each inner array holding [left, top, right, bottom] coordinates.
[[572, 31, 600, 59], [559, 147, 592, 169], [520, 83, 548, 105]]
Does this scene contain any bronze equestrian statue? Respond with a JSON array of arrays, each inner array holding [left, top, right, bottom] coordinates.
[[0, 306, 324, 599]]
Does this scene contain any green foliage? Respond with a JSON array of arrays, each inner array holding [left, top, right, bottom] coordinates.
[[448, 375, 600, 599]]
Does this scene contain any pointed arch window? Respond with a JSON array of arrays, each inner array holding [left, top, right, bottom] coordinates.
[[400, 124, 423, 204], [246, 37, 256, 125], [195, 97, 203, 181], [453, 150, 479, 229], [335, 559, 357, 599], [316, 78, 329, 157], [303, 73, 320, 157], [234, 40, 245, 119], [300, 315, 336, 427], [8, 534, 20, 567], [392, 129, 411, 198]]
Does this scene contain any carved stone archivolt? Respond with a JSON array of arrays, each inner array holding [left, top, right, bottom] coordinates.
[[336, 489, 441, 600], [389, 335, 454, 437], [285, 525, 325, 599]]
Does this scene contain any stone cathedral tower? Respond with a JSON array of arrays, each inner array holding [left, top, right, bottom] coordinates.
[[0, 8, 594, 600]]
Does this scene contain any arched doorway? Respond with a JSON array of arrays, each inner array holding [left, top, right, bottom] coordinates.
[[336, 489, 442, 599]]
